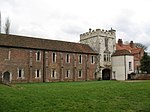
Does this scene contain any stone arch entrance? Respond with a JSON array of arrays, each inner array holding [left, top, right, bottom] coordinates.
[[102, 69, 111, 80], [3, 71, 10, 84]]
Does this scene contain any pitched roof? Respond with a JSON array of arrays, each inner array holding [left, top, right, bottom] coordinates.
[[116, 43, 143, 55], [112, 49, 132, 56], [0, 34, 98, 54]]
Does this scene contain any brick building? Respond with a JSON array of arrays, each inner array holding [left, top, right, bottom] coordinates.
[[116, 39, 144, 73], [0, 34, 98, 83]]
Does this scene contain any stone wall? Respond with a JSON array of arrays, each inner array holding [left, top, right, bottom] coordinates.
[[80, 28, 116, 79]]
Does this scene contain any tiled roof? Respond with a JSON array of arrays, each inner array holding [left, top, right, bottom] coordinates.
[[116, 40, 144, 62], [116, 44, 142, 55], [112, 49, 132, 56], [0, 34, 98, 54]]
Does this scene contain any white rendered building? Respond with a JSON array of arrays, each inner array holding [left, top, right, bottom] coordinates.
[[111, 50, 134, 80]]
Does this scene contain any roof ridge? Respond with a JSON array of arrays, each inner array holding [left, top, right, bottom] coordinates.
[[0, 34, 97, 54]]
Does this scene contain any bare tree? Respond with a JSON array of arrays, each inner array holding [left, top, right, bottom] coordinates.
[[5, 17, 10, 34], [135, 43, 147, 50]]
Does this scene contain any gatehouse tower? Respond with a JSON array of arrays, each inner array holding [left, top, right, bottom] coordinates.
[[80, 28, 116, 80]]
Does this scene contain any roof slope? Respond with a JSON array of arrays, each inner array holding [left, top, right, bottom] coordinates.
[[112, 49, 132, 56], [116, 44, 142, 55], [0, 34, 97, 54]]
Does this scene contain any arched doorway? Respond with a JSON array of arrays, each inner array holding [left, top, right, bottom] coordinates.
[[3, 71, 10, 83], [102, 69, 110, 80]]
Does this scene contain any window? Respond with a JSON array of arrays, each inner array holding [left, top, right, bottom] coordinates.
[[91, 56, 95, 64], [78, 54, 82, 64], [66, 70, 70, 78], [78, 70, 82, 78], [107, 54, 109, 61], [35, 69, 41, 78], [108, 53, 111, 62], [104, 54, 106, 61], [52, 53, 56, 62], [37, 70, 39, 77], [36, 51, 41, 61], [17, 68, 24, 79], [19, 70, 22, 77], [66, 54, 70, 63], [129, 62, 132, 70], [51, 69, 56, 78], [104, 53, 111, 62]]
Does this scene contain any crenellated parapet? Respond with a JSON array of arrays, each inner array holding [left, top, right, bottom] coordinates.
[[80, 28, 116, 40]]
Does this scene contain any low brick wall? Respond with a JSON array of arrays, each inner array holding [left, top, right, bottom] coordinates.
[[133, 74, 150, 80]]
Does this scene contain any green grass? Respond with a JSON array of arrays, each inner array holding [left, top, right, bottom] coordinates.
[[0, 81, 150, 112]]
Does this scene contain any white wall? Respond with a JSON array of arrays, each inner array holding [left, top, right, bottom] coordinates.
[[112, 55, 134, 80], [125, 55, 134, 75], [112, 56, 125, 80]]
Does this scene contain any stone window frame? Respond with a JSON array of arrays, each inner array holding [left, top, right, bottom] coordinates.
[[17, 68, 24, 79], [35, 69, 41, 78], [65, 69, 70, 78], [91, 55, 95, 64], [52, 52, 57, 63], [66, 53, 70, 63], [104, 52, 111, 62], [78, 69, 82, 78], [36, 51, 41, 62], [104, 54, 107, 61], [51, 69, 57, 79], [78, 54, 82, 64]]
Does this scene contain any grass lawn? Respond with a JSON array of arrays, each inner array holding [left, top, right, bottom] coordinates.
[[0, 81, 150, 112]]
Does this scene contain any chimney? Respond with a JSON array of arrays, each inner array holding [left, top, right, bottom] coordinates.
[[89, 28, 92, 33], [118, 39, 123, 46], [130, 41, 135, 48]]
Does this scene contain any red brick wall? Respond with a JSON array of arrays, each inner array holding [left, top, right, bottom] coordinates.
[[0, 47, 30, 83], [0, 47, 97, 83]]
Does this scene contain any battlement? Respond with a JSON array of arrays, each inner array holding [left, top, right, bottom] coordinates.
[[80, 28, 116, 40]]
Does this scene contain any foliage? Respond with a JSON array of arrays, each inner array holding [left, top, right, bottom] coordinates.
[[135, 43, 147, 50], [140, 52, 150, 74], [0, 81, 150, 112]]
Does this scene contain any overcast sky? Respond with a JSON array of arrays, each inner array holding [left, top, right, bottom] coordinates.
[[0, 0, 150, 51]]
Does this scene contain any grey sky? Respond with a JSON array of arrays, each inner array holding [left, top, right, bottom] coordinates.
[[0, 0, 150, 51]]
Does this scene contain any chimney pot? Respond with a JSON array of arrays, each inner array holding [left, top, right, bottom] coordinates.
[[118, 39, 123, 46], [89, 28, 92, 32], [130, 41, 134, 48]]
